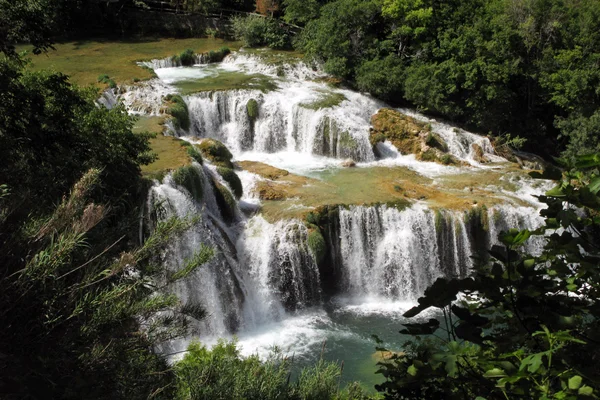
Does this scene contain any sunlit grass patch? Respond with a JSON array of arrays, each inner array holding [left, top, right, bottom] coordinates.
[[17, 38, 241, 87]]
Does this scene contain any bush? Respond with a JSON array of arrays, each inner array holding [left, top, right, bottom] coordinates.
[[174, 340, 368, 400], [208, 46, 231, 63], [172, 165, 203, 202], [97, 74, 117, 89], [231, 15, 291, 49], [179, 49, 196, 66], [165, 94, 190, 131], [217, 167, 243, 199]]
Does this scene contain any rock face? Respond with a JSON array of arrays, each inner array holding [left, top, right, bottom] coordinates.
[[370, 108, 462, 166]]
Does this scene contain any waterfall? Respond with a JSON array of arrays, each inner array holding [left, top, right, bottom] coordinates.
[[335, 203, 545, 301], [144, 164, 321, 340], [139, 53, 211, 70], [398, 108, 504, 165], [184, 87, 378, 161]]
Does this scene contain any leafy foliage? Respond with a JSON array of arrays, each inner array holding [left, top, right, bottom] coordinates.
[[175, 340, 370, 400], [297, 0, 600, 159], [375, 153, 600, 399], [231, 14, 291, 49]]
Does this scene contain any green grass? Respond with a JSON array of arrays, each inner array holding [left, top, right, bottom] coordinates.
[[173, 70, 278, 94], [17, 38, 241, 87], [135, 116, 192, 179]]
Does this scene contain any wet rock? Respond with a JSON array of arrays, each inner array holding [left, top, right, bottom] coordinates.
[[341, 159, 356, 168]]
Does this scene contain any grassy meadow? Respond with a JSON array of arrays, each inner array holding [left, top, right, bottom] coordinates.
[[17, 37, 241, 87]]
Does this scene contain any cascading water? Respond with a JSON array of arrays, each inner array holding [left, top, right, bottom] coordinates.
[[184, 85, 378, 161], [126, 49, 555, 382], [145, 163, 322, 342]]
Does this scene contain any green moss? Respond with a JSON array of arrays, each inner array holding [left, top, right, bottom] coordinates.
[[307, 228, 327, 265], [173, 71, 277, 94], [172, 165, 203, 202], [440, 154, 454, 165], [425, 132, 449, 152], [187, 146, 204, 165], [213, 181, 237, 223], [419, 149, 439, 162], [339, 131, 358, 150], [198, 139, 234, 169], [217, 167, 243, 199], [247, 98, 259, 121], [465, 205, 490, 232], [434, 209, 445, 231], [165, 94, 190, 131], [299, 92, 346, 110]]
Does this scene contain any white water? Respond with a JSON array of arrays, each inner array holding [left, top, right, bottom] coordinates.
[[127, 50, 553, 376]]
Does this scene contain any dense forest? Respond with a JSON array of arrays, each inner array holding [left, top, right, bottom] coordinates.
[[1, 0, 600, 399]]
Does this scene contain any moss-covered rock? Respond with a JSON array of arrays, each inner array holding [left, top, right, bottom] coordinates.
[[370, 108, 462, 166], [198, 138, 234, 169], [164, 94, 190, 131], [237, 161, 289, 180], [187, 145, 204, 165], [213, 181, 237, 223], [217, 167, 243, 199], [471, 143, 489, 164], [307, 228, 326, 265], [172, 165, 203, 202], [246, 98, 259, 121], [255, 181, 287, 200]]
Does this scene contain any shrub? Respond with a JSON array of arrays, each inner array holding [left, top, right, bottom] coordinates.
[[207, 46, 231, 63], [231, 15, 290, 49], [172, 165, 203, 202], [246, 98, 259, 121], [174, 340, 367, 400], [179, 49, 196, 66], [165, 94, 190, 131], [97, 74, 117, 89], [217, 167, 243, 199]]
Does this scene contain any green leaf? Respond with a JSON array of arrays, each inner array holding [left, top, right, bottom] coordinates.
[[407, 364, 418, 376], [546, 185, 566, 197], [575, 153, 600, 169], [483, 368, 507, 378], [589, 177, 600, 195], [568, 375, 582, 390], [520, 353, 543, 373], [579, 385, 594, 396]]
